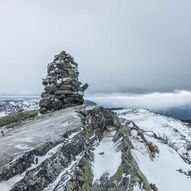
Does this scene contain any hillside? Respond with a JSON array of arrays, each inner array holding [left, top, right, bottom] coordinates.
[[117, 109, 191, 191], [0, 106, 191, 190]]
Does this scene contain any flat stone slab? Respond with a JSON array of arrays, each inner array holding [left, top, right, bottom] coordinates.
[[0, 105, 84, 170]]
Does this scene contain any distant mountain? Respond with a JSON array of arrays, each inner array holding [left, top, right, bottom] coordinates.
[[0, 97, 97, 117], [1, 96, 190, 123], [0, 96, 39, 117], [84, 99, 97, 106], [157, 104, 191, 121]]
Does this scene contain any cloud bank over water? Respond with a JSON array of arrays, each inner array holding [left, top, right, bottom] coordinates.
[[86, 90, 191, 110]]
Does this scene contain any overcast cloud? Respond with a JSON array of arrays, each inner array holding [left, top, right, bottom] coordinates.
[[0, 0, 191, 95]]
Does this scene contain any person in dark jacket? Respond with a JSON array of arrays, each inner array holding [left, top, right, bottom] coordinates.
[[34, 157, 39, 164], [1, 130, 4, 136]]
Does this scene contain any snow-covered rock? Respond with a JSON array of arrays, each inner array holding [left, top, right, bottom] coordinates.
[[117, 109, 191, 191], [92, 130, 122, 182], [0, 96, 39, 116]]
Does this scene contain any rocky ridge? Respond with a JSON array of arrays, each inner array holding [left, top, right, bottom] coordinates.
[[1, 101, 190, 190], [0, 106, 155, 191]]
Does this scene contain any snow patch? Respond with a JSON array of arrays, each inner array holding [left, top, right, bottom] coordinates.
[[92, 131, 122, 182], [118, 109, 191, 161], [131, 136, 191, 191], [15, 144, 32, 150], [0, 175, 24, 191], [133, 182, 146, 191], [0, 112, 6, 117]]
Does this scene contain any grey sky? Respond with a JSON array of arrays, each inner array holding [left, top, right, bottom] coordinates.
[[0, 0, 191, 95]]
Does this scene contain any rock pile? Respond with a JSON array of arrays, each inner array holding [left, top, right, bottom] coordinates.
[[39, 51, 84, 114]]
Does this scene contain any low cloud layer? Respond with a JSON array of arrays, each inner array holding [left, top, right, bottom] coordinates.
[[86, 91, 191, 110]]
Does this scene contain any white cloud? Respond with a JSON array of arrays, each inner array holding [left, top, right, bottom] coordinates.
[[86, 90, 191, 110]]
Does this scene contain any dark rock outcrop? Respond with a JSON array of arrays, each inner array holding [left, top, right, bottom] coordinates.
[[39, 51, 84, 114], [83, 106, 121, 140]]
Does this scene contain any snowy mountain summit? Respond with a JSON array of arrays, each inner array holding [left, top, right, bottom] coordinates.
[[0, 106, 191, 191]]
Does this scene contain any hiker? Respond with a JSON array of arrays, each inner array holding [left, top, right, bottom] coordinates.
[[35, 157, 39, 164], [1, 130, 4, 137]]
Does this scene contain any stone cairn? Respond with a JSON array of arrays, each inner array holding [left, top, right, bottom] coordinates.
[[39, 51, 85, 114]]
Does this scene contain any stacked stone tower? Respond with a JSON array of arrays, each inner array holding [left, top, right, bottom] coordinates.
[[39, 51, 84, 114]]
